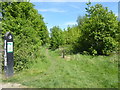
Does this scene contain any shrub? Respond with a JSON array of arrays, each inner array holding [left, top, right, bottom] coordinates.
[[1, 2, 48, 71], [76, 2, 119, 55]]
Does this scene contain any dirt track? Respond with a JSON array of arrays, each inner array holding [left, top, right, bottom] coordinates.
[[0, 82, 27, 89]]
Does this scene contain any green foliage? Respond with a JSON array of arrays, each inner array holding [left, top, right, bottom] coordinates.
[[64, 26, 81, 45], [76, 3, 119, 55], [117, 21, 120, 43], [77, 16, 87, 28], [1, 2, 49, 71], [49, 25, 81, 54], [48, 2, 119, 56], [62, 26, 81, 54], [50, 26, 64, 50]]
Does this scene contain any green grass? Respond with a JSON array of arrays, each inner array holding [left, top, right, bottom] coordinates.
[[2, 47, 118, 88]]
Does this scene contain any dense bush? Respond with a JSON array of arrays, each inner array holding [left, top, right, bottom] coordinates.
[[76, 2, 119, 55], [1, 2, 49, 71]]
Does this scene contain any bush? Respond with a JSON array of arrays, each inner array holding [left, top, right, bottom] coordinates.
[[76, 3, 119, 55], [1, 2, 48, 72]]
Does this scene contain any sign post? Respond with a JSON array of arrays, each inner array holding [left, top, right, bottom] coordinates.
[[4, 32, 14, 77]]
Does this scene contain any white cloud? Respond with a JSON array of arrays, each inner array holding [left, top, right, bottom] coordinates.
[[38, 8, 66, 12], [30, 0, 119, 2], [69, 5, 80, 9], [65, 21, 77, 25]]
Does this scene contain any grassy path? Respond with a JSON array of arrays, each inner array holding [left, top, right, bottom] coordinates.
[[44, 49, 58, 74], [33, 49, 59, 80], [2, 47, 118, 88]]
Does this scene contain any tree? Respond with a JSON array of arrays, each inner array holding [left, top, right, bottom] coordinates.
[[117, 21, 120, 52], [77, 16, 87, 28], [77, 2, 118, 55], [57, 25, 81, 54], [50, 26, 64, 50], [1, 2, 49, 71], [65, 26, 81, 45]]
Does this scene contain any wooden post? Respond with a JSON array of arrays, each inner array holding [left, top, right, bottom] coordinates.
[[62, 50, 65, 58]]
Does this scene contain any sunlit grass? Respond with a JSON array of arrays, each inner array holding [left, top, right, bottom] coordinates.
[[2, 47, 118, 88]]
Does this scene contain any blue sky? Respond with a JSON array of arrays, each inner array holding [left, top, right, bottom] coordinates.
[[31, 1, 119, 31]]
